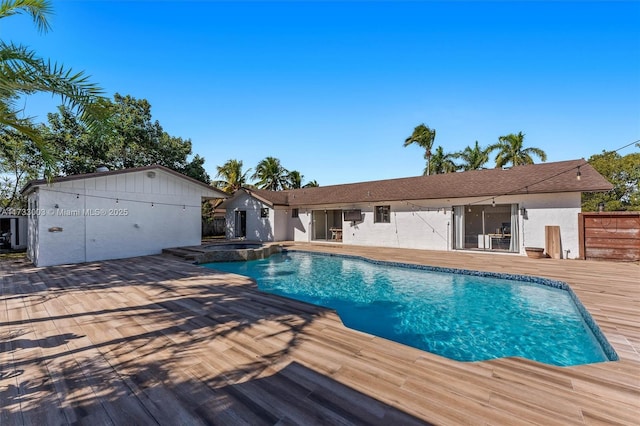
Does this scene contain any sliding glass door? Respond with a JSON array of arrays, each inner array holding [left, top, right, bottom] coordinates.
[[453, 204, 519, 252], [312, 210, 343, 241]]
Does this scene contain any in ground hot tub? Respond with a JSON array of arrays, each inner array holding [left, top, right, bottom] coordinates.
[[196, 242, 280, 263]]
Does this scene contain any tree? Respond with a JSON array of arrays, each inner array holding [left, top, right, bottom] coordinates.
[[428, 146, 457, 174], [44, 105, 105, 176], [213, 159, 251, 194], [404, 123, 436, 176], [303, 180, 319, 188], [45, 94, 210, 183], [453, 141, 492, 171], [182, 154, 210, 184], [252, 157, 289, 191], [287, 170, 303, 189], [0, 0, 106, 177], [582, 150, 640, 211], [0, 126, 44, 208], [489, 132, 547, 168]]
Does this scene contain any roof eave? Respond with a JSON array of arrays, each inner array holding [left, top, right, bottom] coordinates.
[[20, 165, 228, 198]]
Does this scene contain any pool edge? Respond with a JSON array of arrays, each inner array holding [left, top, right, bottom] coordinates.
[[284, 248, 620, 364]]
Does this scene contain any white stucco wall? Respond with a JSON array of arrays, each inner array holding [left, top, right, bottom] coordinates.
[[291, 201, 452, 251], [516, 192, 582, 258], [224, 192, 275, 241], [26, 169, 220, 266], [273, 208, 291, 241], [293, 210, 311, 242], [285, 192, 583, 258]]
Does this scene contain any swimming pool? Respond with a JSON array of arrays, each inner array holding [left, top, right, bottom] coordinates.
[[203, 251, 617, 366]]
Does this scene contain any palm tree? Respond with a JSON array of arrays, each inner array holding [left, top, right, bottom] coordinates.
[[303, 180, 319, 188], [428, 146, 457, 174], [489, 132, 547, 168], [403, 123, 436, 176], [212, 159, 251, 194], [453, 141, 492, 171], [252, 156, 289, 191], [1, 0, 106, 177], [287, 170, 303, 189]]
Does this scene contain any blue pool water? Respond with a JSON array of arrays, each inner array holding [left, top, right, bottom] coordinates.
[[203, 251, 615, 366]]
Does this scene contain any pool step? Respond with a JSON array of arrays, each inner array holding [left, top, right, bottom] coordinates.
[[162, 247, 203, 261]]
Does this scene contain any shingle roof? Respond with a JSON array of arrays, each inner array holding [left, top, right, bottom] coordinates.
[[243, 159, 612, 207], [21, 164, 228, 198]]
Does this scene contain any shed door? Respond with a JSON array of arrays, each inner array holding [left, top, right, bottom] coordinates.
[[235, 211, 246, 238]]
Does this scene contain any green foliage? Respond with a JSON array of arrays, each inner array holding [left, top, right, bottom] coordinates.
[[403, 123, 436, 175], [214, 158, 318, 191], [488, 132, 547, 168], [182, 154, 209, 184], [0, 126, 44, 208], [0, 0, 106, 178], [213, 159, 251, 193], [452, 140, 492, 171], [582, 150, 640, 211], [287, 170, 303, 189], [45, 94, 210, 183], [428, 146, 457, 174], [252, 157, 290, 191]]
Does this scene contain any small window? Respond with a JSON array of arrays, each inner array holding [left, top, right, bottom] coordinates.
[[260, 207, 269, 218], [374, 205, 390, 223], [291, 208, 299, 218]]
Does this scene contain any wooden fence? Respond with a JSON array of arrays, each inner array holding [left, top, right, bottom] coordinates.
[[578, 211, 640, 262]]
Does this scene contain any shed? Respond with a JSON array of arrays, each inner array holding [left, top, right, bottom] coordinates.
[[20, 165, 227, 266]]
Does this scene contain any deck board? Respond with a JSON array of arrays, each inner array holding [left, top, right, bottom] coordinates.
[[1, 243, 638, 425]]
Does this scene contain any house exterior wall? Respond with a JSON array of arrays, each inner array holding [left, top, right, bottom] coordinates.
[[517, 192, 582, 258], [224, 192, 275, 241], [273, 208, 291, 241], [291, 201, 453, 250], [26, 169, 215, 267], [282, 192, 582, 258], [293, 210, 312, 242]]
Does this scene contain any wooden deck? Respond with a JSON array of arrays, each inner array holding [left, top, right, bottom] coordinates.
[[1, 244, 638, 425]]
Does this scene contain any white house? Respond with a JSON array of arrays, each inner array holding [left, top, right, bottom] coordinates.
[[20, 165, 227, 267], [220, 159, 612, 259]]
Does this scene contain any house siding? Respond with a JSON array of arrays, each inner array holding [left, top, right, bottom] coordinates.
[[274, 208, 291, 241], [26, 169, 218, 266], [285, 192, 582, 258], [520, 192, 582, 257], [224, 192, 275, 241]]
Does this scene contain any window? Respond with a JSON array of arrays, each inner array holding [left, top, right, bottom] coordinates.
[[374, 205, 390, 223], [260, 207, 269, 218], [291, 208, 299, 218]]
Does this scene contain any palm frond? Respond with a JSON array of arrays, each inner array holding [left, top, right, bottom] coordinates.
[[0, 0, 52, 33], [0, 41, 108, 129]]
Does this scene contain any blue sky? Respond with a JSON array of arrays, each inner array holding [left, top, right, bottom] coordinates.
[[7, 1, 640, 186]]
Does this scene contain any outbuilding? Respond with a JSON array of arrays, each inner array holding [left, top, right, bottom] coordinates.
[[21, 165, 227, 266]]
